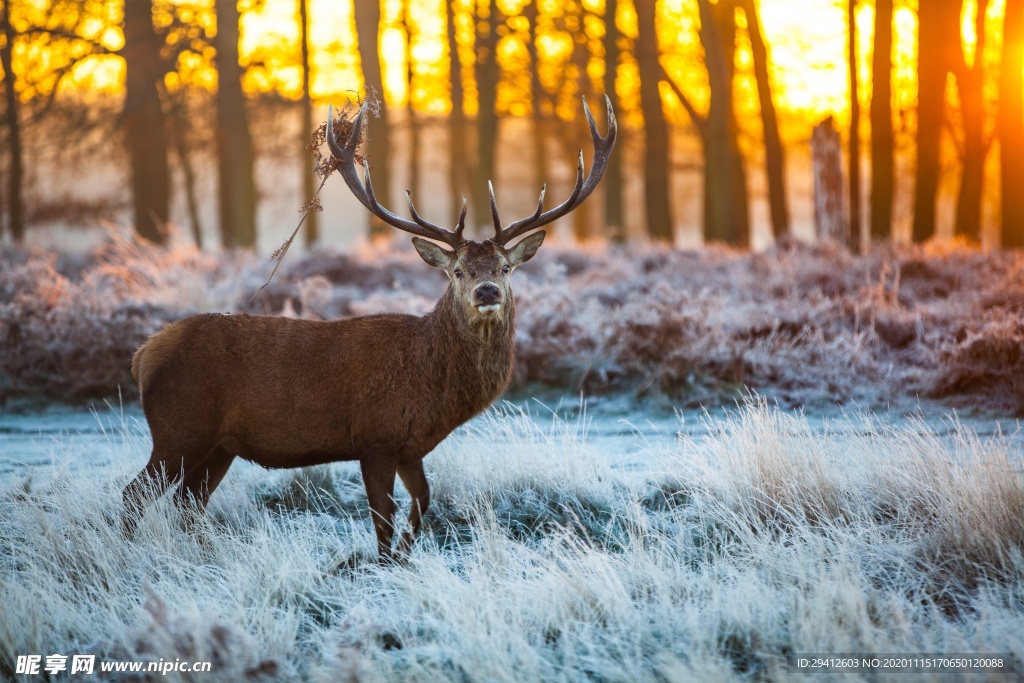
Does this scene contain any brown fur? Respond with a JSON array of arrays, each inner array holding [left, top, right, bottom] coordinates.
[[122, 236, 544, 561]]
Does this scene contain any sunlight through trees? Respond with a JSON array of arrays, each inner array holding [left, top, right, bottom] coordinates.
[[0, 0, 1022, 249]]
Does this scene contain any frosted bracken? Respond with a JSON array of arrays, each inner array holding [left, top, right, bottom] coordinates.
[[3, 234, 1024, 411]]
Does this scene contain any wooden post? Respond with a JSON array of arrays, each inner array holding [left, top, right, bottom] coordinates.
[[811, 117, 849, 245]]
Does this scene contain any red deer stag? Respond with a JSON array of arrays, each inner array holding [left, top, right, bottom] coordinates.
[[123, 96, 616, 562]]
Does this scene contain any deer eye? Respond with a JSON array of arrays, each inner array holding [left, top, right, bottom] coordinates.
[[454, 268, 464, 279], [502, 265, 510, 274]]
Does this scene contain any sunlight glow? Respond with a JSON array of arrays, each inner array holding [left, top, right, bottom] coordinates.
[[7, 0, 1020, 135]]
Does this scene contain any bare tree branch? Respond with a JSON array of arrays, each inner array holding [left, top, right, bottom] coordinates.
[[659, 64, 707, 137]]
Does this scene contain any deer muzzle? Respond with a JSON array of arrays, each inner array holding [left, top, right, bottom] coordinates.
[[474, 282, 502, 313]]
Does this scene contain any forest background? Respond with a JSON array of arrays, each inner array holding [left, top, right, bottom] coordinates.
[[1, 0, 1021, 256]]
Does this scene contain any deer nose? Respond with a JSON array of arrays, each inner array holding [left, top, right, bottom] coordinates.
[[475, 282, 501, 305]]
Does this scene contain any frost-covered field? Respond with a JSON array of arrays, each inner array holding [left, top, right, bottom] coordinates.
[[1, 401, 1022, 681], [4, 233, 1024, 410], [3, 236, 1024, 680]]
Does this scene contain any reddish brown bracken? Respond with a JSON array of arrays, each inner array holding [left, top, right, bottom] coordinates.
[[122, 96, 616, 563]]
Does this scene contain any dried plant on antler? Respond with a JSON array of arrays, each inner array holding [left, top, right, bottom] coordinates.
[[307, 98, 371, 181], [251, 90, 377, 301]]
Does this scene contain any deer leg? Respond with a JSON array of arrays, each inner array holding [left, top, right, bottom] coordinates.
[[360, 456, 398, 564], [122, 439, 195, 537], [123, 424, 219, 536], [395, 460, 430, 559], [122, 459, 178, 537], [174, 446, 235, 513]]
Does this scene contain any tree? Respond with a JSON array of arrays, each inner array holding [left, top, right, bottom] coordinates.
[[740, 0, 789, 241], [663, 0, 749, 247], [168, 93, 204, 248], [953, 0, 992, 243], [123, 0, 170, 245], [847, 0, 861, 250], [299, 0, 318, 247], [567, 1, 595, 241], [602, 0, 624, 242], [1000, 0, 1024, 248], [2, 1, 123, 242], [636, 0, 673, 242], [160, 1, 225, 250], [214, 0, 256, 249], [1, 0, 24, 243], [405, 0, 421, 202], [699, 0, 748, 246], [447, 0, 468, 222], [473, 0, 500, 232], [869, 0, 893, 242], [912, 0, 962, 243], [524, 0, 548, 214], [354, 0, 391, 240]]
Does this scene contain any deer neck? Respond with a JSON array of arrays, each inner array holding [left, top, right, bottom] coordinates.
[[423, 286, 516, 407]]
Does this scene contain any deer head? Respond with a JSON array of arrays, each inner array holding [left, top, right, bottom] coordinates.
[[325, 95, 617, 325]]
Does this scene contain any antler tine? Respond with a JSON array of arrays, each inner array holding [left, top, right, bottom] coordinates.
[[493, 95, 617, 246], [325, 103, 465, 248], [487, 183, 547, 243], [525, 184, 547, 225], [488, 181, 503, 241], [406, 190, 444, 233], [455, 195, 468, 242]]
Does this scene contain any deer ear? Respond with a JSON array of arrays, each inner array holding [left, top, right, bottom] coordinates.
[[412, 237, 453, 270], [507, 231, 546, 266]]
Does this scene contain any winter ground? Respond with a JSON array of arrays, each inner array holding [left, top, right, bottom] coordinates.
[[2, 235, 1024, 680], [1, 399, 1023, 681]]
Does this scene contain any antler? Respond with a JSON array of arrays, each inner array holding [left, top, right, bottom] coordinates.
[[489, 95, 617, 246], [326, 101, 467, 248]]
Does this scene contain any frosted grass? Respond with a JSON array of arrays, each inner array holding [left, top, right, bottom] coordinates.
[[2, 399, 1022, 681]]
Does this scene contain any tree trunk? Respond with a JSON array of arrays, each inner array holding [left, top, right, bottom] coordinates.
[[847, 0, 861, 251], [869, 0, 893, 242], [637, 0, 673, 242], [354, 0, 391, 241], [447, 0, 468, 222], [953, 0, 990, 243], [1, 3, 24, 243], [122, 0, 170, 245], [812, 117, 848, 243], [699, 0, 748, 247], [912, 0, 961, 243], [214, 0, 256, 249], [405, 0, 421, 202], [602, 0, 624, 242], [525, 0, 547, 212], [569, 5, 594, 242], [740, 0, 788, 241], [1001, 0, 1024, 248], [473, 0, 500, 233], [299, 0, 318, 247], [169, 94, 204, 248]]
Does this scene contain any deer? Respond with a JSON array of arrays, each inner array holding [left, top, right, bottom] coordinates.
[[122, 95, 616, 563]]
